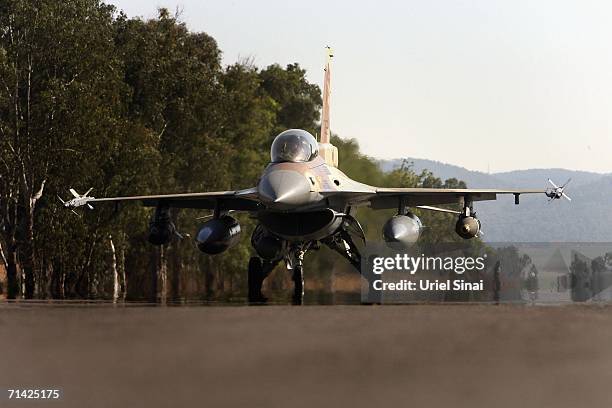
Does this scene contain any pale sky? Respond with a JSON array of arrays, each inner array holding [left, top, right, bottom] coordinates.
[[108, 0, 612, 173]]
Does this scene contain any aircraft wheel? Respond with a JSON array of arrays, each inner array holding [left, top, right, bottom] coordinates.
[[248, 257, 267, 303], [292, 265, 304, 305]]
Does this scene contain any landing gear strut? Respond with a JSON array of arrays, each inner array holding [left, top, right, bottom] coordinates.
[[292, 265, 304, 305], [322, 228, 362, 271], [287, 243, 311, 305]]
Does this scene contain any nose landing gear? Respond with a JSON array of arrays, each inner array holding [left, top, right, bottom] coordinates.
[[286, 245, 307, 305]]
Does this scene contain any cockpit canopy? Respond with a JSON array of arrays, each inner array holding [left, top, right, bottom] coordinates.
[[270, 129, 319, 163]]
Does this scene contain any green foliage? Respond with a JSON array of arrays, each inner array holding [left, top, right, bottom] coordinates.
[[259, 63, 322, 137], [0, 1, 478, 300]]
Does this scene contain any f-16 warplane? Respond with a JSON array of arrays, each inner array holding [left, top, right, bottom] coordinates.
[[63, 48, 568, 303]]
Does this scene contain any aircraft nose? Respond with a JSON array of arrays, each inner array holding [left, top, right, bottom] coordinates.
[[258, 170, 312, 207]]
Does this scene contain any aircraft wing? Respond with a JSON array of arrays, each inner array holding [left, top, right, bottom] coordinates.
[[66, 187, 261, 211], [350, 187, 546, 209]]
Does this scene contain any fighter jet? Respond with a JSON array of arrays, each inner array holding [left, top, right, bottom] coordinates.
[[63, 49, 567, 303]]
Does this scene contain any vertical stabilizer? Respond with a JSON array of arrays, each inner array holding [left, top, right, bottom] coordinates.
[[321, 47, 332, 144], [319, 46, 339, 167]]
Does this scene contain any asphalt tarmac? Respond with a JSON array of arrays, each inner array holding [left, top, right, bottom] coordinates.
[[1, 303, 611, 407]]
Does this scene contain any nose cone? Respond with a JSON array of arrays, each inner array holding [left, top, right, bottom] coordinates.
[[258, 170, 312, 208]]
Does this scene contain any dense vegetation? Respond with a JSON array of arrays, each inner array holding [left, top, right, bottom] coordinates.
[[0, 0, 471, 301]]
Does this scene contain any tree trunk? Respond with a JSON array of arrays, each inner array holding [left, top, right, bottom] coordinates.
[[149, 246, 158, 302], [159, 245, 167, 304], [109, 235, 119, 302], [119, 235, 127, 300], [6, 246, 19, 299], [20, 204, 35, 298], [204, 256, 215, 299], [49, 261, 63, 299], [170, 244, 181, 301]]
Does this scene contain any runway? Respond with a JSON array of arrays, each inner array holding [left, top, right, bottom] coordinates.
[[2, 303, 611, 407]]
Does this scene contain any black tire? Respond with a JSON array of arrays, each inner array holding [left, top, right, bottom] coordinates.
[[291, 265, 304, 305], [248, 257, 266, 303]]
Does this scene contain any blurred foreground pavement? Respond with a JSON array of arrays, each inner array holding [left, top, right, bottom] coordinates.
[[1, 303, 611, 407]]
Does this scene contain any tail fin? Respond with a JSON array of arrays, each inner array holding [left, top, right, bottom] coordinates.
[[319, 46, 339, 167], [320, 47, 332, 144]]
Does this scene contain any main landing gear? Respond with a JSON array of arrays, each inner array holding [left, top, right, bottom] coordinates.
[[247, 247, 305, 304], [247, 226, 363, 305], [246, 242, 315, 305]]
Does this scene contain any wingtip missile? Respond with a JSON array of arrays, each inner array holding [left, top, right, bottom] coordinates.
[[546, 178, 572, 202], [59, 187, 95, 211]]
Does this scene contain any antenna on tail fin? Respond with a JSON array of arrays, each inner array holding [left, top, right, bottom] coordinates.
[[319, 46, 339, 166]]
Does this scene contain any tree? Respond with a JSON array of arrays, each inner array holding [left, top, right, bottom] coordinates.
[[0, 1, 479, 301], [259, 63, 322, 137], [0, 0, 130, 297]]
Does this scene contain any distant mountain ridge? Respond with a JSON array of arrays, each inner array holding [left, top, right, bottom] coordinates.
[[378, 158, 612, 242]]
